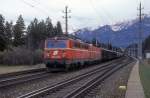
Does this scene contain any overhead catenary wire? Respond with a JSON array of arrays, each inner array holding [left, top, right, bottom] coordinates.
[[89, 0, 115, 25], [30, 0, 69, 33], [64, 0, 102, 31], [96, 0, 115, 21], [0, 9, 7, 16], [98, 6, 115, 24], [88, 0, 124, 47], [20, 0, 50, 16], [88, 0, 106, 25], [31, 0, 56, 13]]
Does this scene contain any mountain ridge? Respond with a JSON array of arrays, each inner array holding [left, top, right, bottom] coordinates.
[[74, 16, 150, 47]]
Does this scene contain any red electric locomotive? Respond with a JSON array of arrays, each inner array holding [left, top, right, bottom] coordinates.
[[44, 36, 102, 71]]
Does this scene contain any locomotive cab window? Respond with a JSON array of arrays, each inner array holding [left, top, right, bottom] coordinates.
[[47, 40, 67, 48]]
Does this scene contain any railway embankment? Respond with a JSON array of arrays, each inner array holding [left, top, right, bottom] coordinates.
[[139, 60, 150, 98], [0, 64, 45, 74], [125, 61, 145, 98]]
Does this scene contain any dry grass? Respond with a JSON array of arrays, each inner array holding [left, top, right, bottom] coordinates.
[[0, 64, 45, 74], [140, 61, 150, 98], [0, 47, 43, 65]]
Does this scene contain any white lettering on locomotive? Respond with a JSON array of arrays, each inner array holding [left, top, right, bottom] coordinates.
[[53, 50, 58, 56]]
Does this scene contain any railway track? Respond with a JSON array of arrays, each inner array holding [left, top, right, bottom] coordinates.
[[0, 58, 122, 89], [0, 68, 48, 88], [0, 68, 46, 79], [18, 57, 132, 98], [64, 60, 133, 98]]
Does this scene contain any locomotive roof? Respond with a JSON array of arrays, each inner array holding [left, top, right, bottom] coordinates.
[[47, 34, 84, 42]]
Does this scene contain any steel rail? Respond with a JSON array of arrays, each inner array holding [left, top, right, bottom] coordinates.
[[63, 61, 134, 98], [0, 69, 48, 88], [0, 68, 46, 79], [18, 58, 126, 98]]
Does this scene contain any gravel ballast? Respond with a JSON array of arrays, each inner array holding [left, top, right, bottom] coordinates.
[[83, 62, 134, 98], [0, 61, 117, 98]]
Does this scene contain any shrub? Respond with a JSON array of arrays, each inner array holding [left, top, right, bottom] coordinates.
[[0, 52, 4, 64], [0, 47, 43, 65], [32, 49, 44, 65]]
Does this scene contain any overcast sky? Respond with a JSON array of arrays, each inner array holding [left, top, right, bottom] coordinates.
[[0, 0, 150, 32]]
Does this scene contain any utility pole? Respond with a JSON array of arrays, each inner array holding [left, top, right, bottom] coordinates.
[[138, 2, 144, 60], [63, 6, 71, 35]]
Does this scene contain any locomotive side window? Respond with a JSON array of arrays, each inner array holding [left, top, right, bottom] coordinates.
[[47, 40, 67, 48], [73, 41, 89, 49], [73, 42, 80, 49]]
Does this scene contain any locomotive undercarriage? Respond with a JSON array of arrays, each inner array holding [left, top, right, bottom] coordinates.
[[45, 58, 102, 72]]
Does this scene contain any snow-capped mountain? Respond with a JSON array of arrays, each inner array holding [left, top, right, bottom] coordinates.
[[111, 19, 137, 31], [75, 16, 150, 47]]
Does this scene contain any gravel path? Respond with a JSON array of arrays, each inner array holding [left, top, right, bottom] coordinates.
[[0, 64, 45, 74], [83, 62, 134, 98], [0, 61, 115, 98]]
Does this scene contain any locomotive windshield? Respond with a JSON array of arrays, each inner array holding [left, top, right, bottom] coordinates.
[[47, 40, 67, 48]]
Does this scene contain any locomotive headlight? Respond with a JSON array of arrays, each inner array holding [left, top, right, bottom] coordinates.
[[47, 53, 50, 57], [44, 53, 49, 59]]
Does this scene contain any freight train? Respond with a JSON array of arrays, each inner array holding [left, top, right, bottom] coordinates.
[[44, 36, 122, 71]]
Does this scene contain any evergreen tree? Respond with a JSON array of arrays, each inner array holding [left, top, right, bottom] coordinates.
[[13, 15, 25, 46], [37, 20, 47, 49], [38, 20, 47, 40], [27, 18, 62, 49], [4, 21, 13, 49], [27, 18, 47, 49], [144, 36, 150, 51], [92, 38, 96, 46], [27, 18, 39, 49], [46, 17, 54, 37], [0, 14, 6, 51], [53, 26, 58, 36], [56, 21, 63, 35], [108, 43, 112, 50]]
